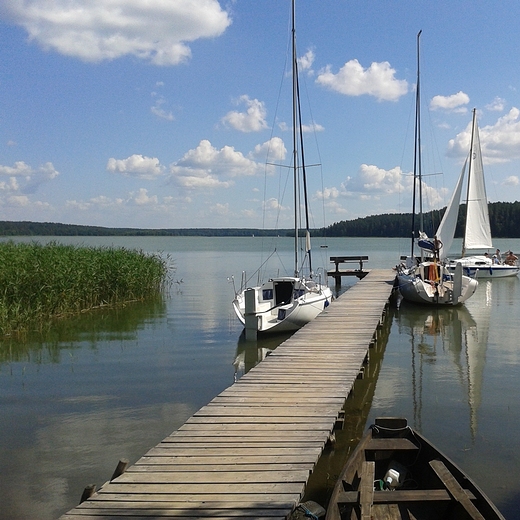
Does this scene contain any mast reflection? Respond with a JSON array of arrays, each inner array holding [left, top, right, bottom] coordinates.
[[397, 286, 489, 441]]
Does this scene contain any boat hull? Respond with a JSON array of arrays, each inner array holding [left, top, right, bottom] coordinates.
[[397, 262, 478, 305], [325, 417, 505, 520], [446, 256, 519, 278]]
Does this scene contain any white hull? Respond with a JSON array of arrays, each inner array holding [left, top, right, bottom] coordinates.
[[446, 256, 519, 279], [397, 261, 478, 306], [233, 277, 333, 334]]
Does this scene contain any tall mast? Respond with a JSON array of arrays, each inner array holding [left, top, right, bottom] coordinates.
[[291, 0, 299, 276], [410, 30, 422, 257], [462, 108, 477, 257]]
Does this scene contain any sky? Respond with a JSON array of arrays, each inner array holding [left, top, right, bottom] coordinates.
[[1, 0, 520, 230]]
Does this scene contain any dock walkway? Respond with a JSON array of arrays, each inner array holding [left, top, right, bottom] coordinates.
[[60, 269, 396, 520]]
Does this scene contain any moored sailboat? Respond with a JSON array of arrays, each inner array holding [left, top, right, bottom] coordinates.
[[439, 109, 519, 278], [396, 31, 478, 305], [231, 0, 332, 337]]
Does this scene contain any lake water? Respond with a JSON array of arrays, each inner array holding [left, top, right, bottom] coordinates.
[[1, 236, 519, 519]]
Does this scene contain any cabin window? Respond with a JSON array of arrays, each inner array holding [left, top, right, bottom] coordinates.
[[262, 289, 273, 300]]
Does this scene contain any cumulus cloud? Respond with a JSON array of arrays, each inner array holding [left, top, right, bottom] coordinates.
[[447, 107, 520, 163], [316, 59, 408, 101], [0, 161, 59, 194], [107, 155, 163, 179], [337, 163, 446, 209], [3, 0, 231, 65], [430, 91, 469, 112], [486, 97, 506, 112], [347, 164, 406, 194], [298, 48, 315, 75], [221, 96, 268, 132], [263, 197, 288, 212], [316, 186, 340, 200], [210, 202, 229, 215], [151, 96, 174, 121], [251, 137, 287, 163], [503, 176, 519, 186], [133, 188, 158, 205], [301, 122, 324, 133], [169, 139, 266, 189]]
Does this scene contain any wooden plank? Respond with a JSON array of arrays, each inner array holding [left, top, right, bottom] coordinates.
[[180, 420, 332, 431], [429, 460, 486, 520], [114, 470, 310, 484], [360, 461, 375, 520], [157, 440, 325, 448], [366, 438, 419, 451], [89, 494, 298, 505], [337, 488, 477, 503], [129, 463, 311, 472], [62, 514, 287, 520], [97, 482, 305, 494], [135, 455, 319, 465], [75, 500, 292, 515], [168, 430, 328, 440], [145, 447, 323, 458]]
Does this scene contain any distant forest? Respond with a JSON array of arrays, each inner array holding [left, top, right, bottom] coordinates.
[[320, 201, 520, 238], [1, 201, 519, 238]]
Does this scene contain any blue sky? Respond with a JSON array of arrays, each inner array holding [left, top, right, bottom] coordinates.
[[1, 0, 520, 229]]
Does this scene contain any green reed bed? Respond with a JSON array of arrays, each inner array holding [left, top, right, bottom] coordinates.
[[0, 241, 171, 335]]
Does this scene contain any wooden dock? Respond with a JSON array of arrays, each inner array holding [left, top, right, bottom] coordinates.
[[59, 269, 396, 520]]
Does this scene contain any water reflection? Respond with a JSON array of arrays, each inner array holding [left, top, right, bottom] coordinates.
[[0, 296, 167, 365], [232, 330, 292, 380], [396, 286, 490, 441]]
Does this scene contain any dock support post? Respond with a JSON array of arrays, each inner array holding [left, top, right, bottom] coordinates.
[[80, 484, 96, 504], [111, 459, 129, 481], [244, 288, 258, 341]]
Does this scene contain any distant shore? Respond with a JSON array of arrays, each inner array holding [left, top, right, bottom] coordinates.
[[2, 200, 520, 238]]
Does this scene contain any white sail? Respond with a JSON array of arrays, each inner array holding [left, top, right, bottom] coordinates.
[[436, 156, 467, 260], [464, 115, 493, 250]]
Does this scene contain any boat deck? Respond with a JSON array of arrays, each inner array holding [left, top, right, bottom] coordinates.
[[59, 269, 396, 520]]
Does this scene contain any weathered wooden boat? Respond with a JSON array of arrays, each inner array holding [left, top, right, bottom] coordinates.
[[325, 417, 505, 520]]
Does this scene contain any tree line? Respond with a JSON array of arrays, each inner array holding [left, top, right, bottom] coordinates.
[[1, 201, 519, 237], [320, 201, 520, 238]]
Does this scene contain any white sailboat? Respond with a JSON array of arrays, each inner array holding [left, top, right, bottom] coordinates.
[[397, 31, 478, 306], [438, 109, 519, 278], [231, 0, 332, 338]]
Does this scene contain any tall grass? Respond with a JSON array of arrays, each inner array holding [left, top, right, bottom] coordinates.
[[0, 241, 171, 335]]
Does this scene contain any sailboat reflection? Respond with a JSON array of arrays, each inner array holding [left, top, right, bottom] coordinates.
[[233, 331, 293, 381], [397, 285, 490, 440]]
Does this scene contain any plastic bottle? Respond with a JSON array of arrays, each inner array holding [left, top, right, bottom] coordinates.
[[384, 468, 400, 489]]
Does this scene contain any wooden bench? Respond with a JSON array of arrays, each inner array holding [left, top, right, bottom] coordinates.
[[328, 256, 369, 285], [336, 488, 477, 504]]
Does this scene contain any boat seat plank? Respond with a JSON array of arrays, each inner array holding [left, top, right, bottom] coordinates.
[[366, 438, 419, 451], [360, 461, 375, 520], [336, 488, 477, 504], [429, 460, 486, 520]]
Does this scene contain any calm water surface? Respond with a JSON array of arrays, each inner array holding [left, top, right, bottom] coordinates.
[[1, 236, 519, 519]]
